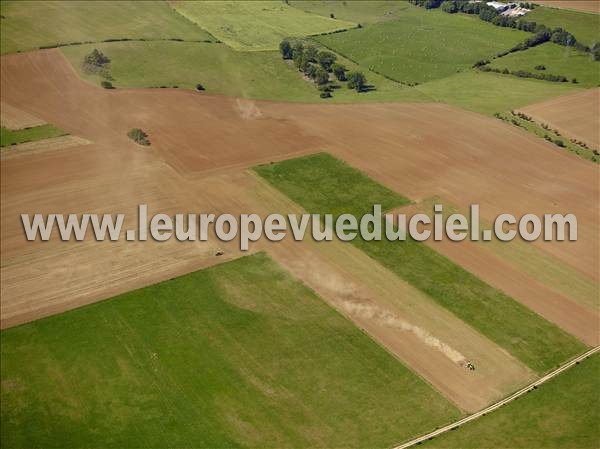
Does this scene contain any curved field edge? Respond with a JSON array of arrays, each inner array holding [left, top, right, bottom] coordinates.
[[0, 252, 461, 449], [0, 0, 215, 55], [423, 352, 600, 448], [253, 153, 586, 373]]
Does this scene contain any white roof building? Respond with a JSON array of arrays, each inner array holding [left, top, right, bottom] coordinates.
[[486, 1, 509, 11]]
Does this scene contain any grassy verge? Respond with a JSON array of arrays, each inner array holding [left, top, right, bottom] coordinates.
[[0, 252, 461, 449], [425, 353, 600, 448], [489, 42, 599, 88], [315, 8, 528, 84], [170, 1, 356, 51], [496, 111, 599, 163], [0, 124, 66, 147], [255, 153, 586, 373], [0, 1, 214, 55]]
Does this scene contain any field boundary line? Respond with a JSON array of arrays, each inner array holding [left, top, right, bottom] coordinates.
[[393, 345, 600, 449]]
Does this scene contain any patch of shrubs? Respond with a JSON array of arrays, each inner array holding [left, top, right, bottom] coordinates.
[[100, 80, 114, 89], [127, 128, 150, 146], [534, 64, 546, 71], [83, 48, 112, 79]]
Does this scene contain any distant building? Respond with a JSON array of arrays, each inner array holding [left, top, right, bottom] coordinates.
[[486, 1, 509, 11]]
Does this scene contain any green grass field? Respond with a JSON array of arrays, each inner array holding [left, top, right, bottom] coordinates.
[[426, 353, 600, 448], [170, 1, 356, 51], [525, 5, 600, 47], [0, 1, 214, 55], [0, 253, 461, 449], [489, 42, 600, 88], [0, 124, 66, 147], [290, 0, 416, 24], [61, 41, 428, 103], [416, 70, 581, 115], [255, 153, 586, 374], [315, 8, 528, 84]]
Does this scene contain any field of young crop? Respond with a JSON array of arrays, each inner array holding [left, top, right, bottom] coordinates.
[[0, 1, 214, 55], [170, 0, 355, 51], [255, 153, 586, 374], [426, 354, 600, 448], [489, 43, 600, 88], [0, 253, 461, 449], [315, 8, 528, 84], [0, 124, 65, 147], [525, 5, 599, 46]]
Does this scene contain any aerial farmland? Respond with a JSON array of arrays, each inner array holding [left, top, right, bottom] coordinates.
[[0, 1, 598, 448]]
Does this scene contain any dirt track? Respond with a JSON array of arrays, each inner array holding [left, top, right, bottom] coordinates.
[[1, 49, 598, 410], [520, 88, 600, 149]]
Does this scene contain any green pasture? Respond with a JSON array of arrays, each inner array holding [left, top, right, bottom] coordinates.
[[315, 8, 529, 84], [0, 1, 214, 55], [0, 253, 461, 449], [170, 1, 356, 51]]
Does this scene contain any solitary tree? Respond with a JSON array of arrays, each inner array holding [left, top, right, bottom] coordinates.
[[279, 39, 292, 59], [317, 50, 337, 71], [347, 71, 366, 92], [84, 48, 110, 67]]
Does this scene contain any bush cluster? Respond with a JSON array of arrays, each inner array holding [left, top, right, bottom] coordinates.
[[127, 128, 150, 146]]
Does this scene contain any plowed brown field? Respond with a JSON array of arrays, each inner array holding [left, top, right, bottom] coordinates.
[[1, 49, 598, 410], [520, 88, 600, 149], [533, 1, 600, 13]]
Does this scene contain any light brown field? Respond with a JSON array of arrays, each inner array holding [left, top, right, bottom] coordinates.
[[388, 201, 599, 346], [520, 88, 600, 149], [533, 1, 600, 13], [0, 102, 46, 129], [1, 49, 598, 411]]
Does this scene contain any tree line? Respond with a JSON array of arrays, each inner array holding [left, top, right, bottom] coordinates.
[[279, 39, 368, 96]]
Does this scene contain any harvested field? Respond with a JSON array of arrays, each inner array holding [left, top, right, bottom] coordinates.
[[1, 50, 598, 406], [0, 131, 80, 157], [533, 1, 600, 13], [0, 102, 46, 129], [520, 88, 600, 149]]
